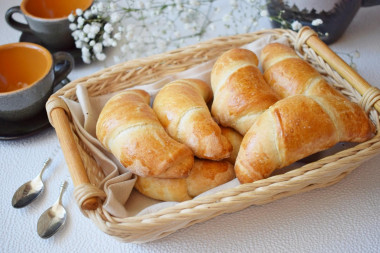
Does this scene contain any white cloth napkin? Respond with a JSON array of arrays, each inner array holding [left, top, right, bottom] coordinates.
[[61, 35, 289, 218]]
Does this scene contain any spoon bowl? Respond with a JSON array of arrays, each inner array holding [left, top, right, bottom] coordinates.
[[37, 181, 68, 239], [11, 159, 50, 208]]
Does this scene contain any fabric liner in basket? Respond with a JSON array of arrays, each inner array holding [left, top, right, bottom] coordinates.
[[46, 27, 380, 243]]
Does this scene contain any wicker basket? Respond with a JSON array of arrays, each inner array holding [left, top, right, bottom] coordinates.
[[46, 27, 380, 243]]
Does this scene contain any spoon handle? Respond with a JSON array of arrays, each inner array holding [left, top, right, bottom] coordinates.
[[37, 158, 51, 180], [56, 181, 68, 205]]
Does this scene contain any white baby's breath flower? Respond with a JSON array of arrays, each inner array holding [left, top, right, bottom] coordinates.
[[89, 40, 96, 47], [104, 23, 113, 33], [77, 31, 85, 40], [84, 10, 92, 19], [75, 8, 83, 16], [69, 23, 77, 31], [96, 2, 104, 12], [113, 32, 122, 41], [91, 5, 98, 15], [75, 40, 83, 48], [77, 17, 85, 27], [68, 13, 75, 22], [260, 10, 268, 17], [311, 18, 323, 26], [82, 55, 91, 64], [291, 20, 302, 31], [93, 43, 103, 54], [96, 53, 106, 61], [83, 24, 91, 34], [87, 32, 96, 39], [110, 13, 121, 23], [81, 47, 91, 57]]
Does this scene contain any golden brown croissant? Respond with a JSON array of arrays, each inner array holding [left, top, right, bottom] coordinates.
[[235, 95, 375, 184], [135, 159, 235, 202], [261, 42, 344, 99], [235, 43, 375, 183], [220, 127, 243, 164], [260, 42, 375, 142], [153, 79, 232, 160], [211, 48, 280, 135], [96, 89, 194, 179]]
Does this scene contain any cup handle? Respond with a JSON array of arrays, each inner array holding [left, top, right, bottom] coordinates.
[[5, 6, 32, 33], [52, 52, 75, 88], [362, 0, 380, 6]]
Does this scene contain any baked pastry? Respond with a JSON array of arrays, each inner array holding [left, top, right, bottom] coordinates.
[[220, 127, 243, 164], [260, 42, 375, 142], [153, 79, 232, 160], [96, 89, 194, 179], [235, 44, 375, 183], [261, 42, 345, 98], [135, 159, 235, 202], [211, 48, 280, 135]]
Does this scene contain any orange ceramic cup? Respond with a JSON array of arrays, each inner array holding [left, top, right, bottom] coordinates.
[[6, 0, 93, 50], [0, 42, 74, 121]]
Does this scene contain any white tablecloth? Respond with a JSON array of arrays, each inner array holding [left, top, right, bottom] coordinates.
[[1, 1, 380, 252]]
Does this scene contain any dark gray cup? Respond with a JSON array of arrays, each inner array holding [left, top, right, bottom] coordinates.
[[0, 42, 74, 121]]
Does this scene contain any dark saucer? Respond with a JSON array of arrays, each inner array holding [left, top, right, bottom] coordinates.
[[0, 78, 70, 140], [19, 32, 82, 63], [0, 108, 51, 140]]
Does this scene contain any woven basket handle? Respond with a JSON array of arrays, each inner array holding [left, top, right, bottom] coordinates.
[[297, 26, 380, 113], [49, 104, 99, 210]]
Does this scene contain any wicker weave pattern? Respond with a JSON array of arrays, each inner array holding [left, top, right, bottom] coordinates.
[[47, 28, 380, 243]]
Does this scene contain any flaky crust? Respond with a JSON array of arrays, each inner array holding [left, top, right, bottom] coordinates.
[[135, 159, 235, 202], [153, 79, 232, 160], [96, 89, 194, 179], [211, 48, 280, 135]]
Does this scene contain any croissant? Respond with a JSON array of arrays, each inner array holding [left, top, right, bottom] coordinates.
[[235, 94, 375, 184], [211, 48, 280, 135], [261, 42, 345, 99], [135, 159, 235, 202], [235, 44, 375, 183], [153, 79, 232, 160], [96, 89, 194, 179], [260, 42, 375, 142]]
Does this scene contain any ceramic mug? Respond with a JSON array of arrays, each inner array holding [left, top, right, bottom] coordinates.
[[5, 0, 93, 50], [0, 42, 74, 121]]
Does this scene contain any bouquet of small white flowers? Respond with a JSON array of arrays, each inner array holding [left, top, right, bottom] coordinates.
[[68, 0, 356, 66], [69, 2, 123, 64], [69, 0, 270, 64]]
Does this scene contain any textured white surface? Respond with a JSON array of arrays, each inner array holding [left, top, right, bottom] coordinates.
[[1, 1, 380, 252]]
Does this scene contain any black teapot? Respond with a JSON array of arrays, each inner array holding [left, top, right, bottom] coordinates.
[[267, 0, 380, 44]]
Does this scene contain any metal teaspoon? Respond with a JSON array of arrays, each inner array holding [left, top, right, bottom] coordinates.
[[11, 158, 51, 208], [37, 181, 68, 239]]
